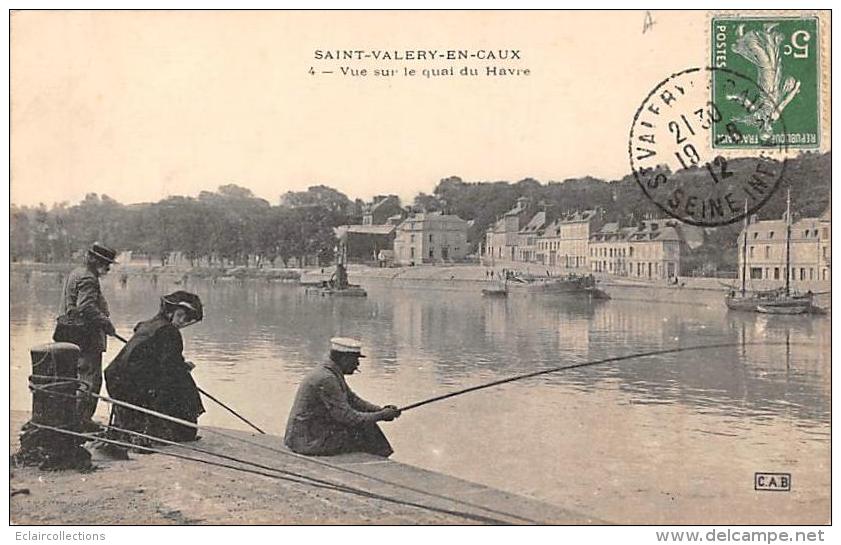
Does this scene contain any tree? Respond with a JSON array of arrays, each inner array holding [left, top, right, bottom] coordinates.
[[280, 185, 352, 215], [413, 192, 442, 212]]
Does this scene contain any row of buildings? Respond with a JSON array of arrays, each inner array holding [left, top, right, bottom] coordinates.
[[484, 197, 698, 280], [483, 197, 830, 286], [336, 195, 830, 287]]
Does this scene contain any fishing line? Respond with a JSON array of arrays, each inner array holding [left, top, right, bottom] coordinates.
[[100, 422, 538, 524], [25, 383, 537, 524], [25, 422, 512, 525], [110, 333, 266, 434]]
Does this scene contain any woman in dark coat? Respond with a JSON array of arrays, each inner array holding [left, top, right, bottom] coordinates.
[[104, 291, 205, 446]]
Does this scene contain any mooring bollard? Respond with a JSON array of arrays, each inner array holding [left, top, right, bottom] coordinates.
[[15, 342, 92, 470]]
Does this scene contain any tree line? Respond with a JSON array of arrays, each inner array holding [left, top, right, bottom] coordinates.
[[10, 151, 830, 271], [10, 184, 356, 267]]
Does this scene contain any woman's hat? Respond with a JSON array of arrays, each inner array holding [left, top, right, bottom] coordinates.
[[88, 242, 118, 264], [161, 291, 203, 322]]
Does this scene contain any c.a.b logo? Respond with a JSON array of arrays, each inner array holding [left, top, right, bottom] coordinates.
[[755, 472, 791, 492]]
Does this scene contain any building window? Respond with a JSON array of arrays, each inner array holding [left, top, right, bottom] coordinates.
[[809, 268, 814, 280], [823, 247, 828, 258], [822, 227, 829, 239], [429, 234, 433, 242], [749, 246, 755, 258], [429, 249, 434, 259], [803, 230, 809, 238], [410, 247, 415, 258], [814, 229, 819, 237], [774, 267, 780, 280], [753, 232, 759, 239], [800, 268, 806, 280], [768, 231, 774, 239], [629, 247, 634, 257], [410, 234, 415, 243], [750, 267, 762, 279], [764, 246, 770, 258]]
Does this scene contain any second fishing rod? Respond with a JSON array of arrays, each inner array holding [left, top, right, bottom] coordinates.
[[111, 332, 265, 434]]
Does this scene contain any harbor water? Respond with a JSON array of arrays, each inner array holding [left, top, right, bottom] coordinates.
[[9, 270, 830, 524]]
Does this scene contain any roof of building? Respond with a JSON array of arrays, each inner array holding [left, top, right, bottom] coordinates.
[[503, 198, 531, 217], [590, 221, 681, 243], [542, 209, 600, 235], [334, 224, 396, 238], [365, 195, 400, 214], [746, 213, 828, 234], [519, 211, 546, 234], [399, 212, 469, 230]]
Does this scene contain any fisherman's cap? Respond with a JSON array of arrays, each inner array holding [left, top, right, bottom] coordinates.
[[88, 242, 118, 264], [161, 291, 204, 322], [330, 337, 366, 357]]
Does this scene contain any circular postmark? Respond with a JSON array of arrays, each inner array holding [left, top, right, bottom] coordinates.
[[629, 67, 789, 227]]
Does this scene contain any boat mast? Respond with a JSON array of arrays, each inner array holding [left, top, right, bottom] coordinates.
[[785, 188, 792, 297], [741, 200, 748, 296]]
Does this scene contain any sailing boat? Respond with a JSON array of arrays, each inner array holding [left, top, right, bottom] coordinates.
[[725, 190, 813, 314]]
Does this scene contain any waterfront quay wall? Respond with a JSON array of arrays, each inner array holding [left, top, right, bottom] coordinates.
[[339, 264, 830, 307], [9, 411, 595, 525]]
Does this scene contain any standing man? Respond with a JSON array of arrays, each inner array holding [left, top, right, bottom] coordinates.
[[58, 242, 118, 430], [284, 338, 400, 457]]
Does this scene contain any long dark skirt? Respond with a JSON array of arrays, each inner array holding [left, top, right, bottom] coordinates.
[[107, 402, 199, 446]]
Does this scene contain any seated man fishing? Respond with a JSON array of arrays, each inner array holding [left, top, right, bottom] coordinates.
[[284, 337, 400, 457], [103, 291, 205, 450]]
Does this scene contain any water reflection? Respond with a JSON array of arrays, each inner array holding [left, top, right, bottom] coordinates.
[[9, 271, 830, 522]]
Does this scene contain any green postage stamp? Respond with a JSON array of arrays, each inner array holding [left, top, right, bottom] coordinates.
[[711, 16, 820, 148]]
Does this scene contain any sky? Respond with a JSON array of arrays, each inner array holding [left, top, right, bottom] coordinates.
[[10, 10, 830, 207]]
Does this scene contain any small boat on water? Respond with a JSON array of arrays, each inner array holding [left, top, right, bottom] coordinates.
[[306, 284, 368, 297], [507, 273, 599, 294], [304, 261, 367, 297], [583, 287, 611, 300], [756, 303, 811, 315], [724, 286, 813, 310], [482, 281, 508, 297]]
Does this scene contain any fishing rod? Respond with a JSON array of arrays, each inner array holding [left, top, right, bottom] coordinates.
[[112, 332, 266, 434], [196, 386, 266, 434], [399, 341, 795, 412]]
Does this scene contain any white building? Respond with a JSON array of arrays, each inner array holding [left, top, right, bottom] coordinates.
[[590, 220, 682, 279], [484, 197, 535, 263], [537, 209, 602, 269], [738, 207, 831, 285], [394, 212, 469, 265]]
